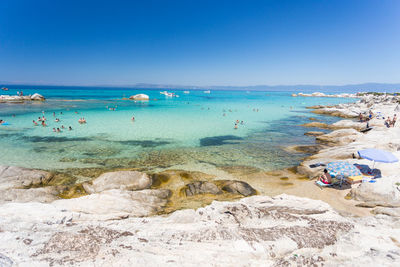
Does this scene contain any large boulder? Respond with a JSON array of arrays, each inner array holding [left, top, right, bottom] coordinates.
[[351, 175, 400, 207], [219, 180, 257, 196], [0, 165, 53, 190], [129, 94, 149, 101], [83, 171, 152, 193], [53, 189, 171, 217]]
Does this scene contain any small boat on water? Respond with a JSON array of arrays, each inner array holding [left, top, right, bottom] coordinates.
[[204, 90, 211, 94], [1, 87, 8, 91], [160, 91, 178, 97], [183, 91, 190, 94]]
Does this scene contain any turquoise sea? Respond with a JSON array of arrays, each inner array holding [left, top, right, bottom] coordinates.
[[0, 87, 355, 173]]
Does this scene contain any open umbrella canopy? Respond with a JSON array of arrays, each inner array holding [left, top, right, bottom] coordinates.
[[358, 148, 398, 163], [326, 161, 362, 177]]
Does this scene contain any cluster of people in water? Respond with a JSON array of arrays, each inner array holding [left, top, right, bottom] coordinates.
[[30, 111, 84, 132], [234, 119, 244, 129]]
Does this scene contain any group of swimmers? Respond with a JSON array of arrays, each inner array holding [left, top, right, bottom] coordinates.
[[234, 119, 244, 129], [53, 126, 72, 132]]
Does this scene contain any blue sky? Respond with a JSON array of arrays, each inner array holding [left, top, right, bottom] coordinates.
[[0, 0, 399, 86]]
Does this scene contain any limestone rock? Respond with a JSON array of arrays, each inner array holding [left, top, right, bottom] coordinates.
[[219, 180, 257, 196], [0, 165, 53, 190], [53, 189, 171, 217], [182, 181, 222, 196], [87, 171, 152, 193]]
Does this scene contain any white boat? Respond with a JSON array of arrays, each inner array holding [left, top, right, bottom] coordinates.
[[1, 87, 8, 91], [204, 90, 211, 94], [160, 91, 175, 97], [183, 91, 190, 94]]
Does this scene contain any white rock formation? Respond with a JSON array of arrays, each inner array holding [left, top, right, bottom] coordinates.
[[0, 194, 399, 266], [0, 93, 45, 102]]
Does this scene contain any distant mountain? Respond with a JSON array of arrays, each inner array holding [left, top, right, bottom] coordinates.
[[121, 82, 400, 92], [1, 82, 400, 93]]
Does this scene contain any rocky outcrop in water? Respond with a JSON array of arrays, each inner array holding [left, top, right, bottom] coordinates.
[[0, 93, 45, 102], [129, 94, 149, 100]]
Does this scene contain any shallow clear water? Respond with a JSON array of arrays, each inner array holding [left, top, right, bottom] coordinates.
[[0, 87, 355, 171]]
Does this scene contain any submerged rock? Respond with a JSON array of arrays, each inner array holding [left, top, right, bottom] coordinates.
[[84, 170, 152, 193], [182, 181, 222, 196]]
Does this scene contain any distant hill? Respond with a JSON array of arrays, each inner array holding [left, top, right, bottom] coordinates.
[[1, 82, 400, 93]]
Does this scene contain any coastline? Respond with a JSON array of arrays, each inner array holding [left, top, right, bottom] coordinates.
[[1, 93, 400, 265]]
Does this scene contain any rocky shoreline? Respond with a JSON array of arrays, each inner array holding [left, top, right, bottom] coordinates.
[[1, 94, 400, 266]]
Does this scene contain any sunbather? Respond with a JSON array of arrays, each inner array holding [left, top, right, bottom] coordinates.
[[317, 169, 332, 184]]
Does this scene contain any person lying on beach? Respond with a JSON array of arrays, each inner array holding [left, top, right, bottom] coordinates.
[[317, 169, 332, 184], [33, 120, 38, 126]]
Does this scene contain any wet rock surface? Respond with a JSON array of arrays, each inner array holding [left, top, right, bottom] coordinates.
[[83, 170, 152, 193]]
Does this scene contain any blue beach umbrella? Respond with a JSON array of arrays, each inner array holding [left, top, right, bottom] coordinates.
[[358, 148, 398, 168], [326, 161, 362, 177]]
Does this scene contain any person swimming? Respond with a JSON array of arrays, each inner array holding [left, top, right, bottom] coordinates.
[[61, 125, 65, 129], [53, 128, 56, 132], [55, 118, 60, 122], [41, 121, 47, 127], [234, 124, 238, 129], [33, 120, 38, 126], [56, 128, 61, 132], [69, 126, 72, 130], [131, 116, 135, 121]]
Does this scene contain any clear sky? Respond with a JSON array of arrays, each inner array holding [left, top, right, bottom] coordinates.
[[0, 0, 399, 86]]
